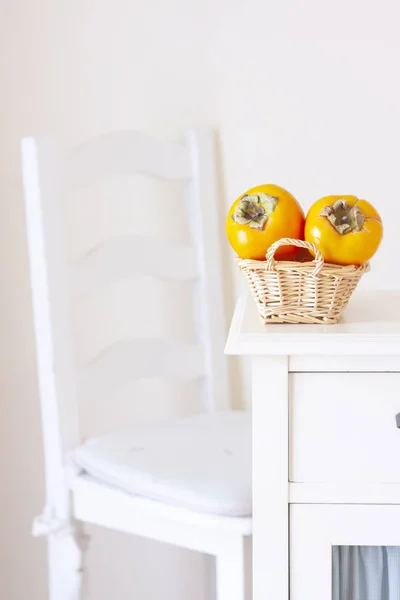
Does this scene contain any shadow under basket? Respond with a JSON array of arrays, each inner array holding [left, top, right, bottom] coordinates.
[[236, 238, 369, 324]]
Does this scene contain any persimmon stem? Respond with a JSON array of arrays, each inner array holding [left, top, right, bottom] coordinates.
[[320, 199, 366, 235], [232, 193, 278, 231]]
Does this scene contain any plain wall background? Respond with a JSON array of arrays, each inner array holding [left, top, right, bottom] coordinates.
[[1, 0, 400, 598]]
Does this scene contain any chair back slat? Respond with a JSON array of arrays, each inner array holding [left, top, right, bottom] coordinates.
[[79, 340, 205, 400], [71, 235, 199, 299], [65, 131, 192, 188]]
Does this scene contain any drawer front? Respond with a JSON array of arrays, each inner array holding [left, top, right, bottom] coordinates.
[[290, 372, 400, 483]]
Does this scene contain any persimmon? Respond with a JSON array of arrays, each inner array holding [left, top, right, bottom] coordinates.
[[226, 184, 305, 260], [305, 195, 383, 265]]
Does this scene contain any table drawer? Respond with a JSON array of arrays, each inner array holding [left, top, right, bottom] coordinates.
[[290, 372, 400, 483]]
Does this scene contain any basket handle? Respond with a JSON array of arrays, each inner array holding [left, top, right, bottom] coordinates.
[[265, 238, 324, 276]]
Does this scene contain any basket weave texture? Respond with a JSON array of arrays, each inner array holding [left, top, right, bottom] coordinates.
[[237, 238, 368, 324]]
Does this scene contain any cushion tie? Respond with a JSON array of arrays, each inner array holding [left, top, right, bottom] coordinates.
[[32, 506, 72, 538]]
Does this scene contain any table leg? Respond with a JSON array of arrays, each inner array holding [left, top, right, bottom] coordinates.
[[252, 355, 289, 600]]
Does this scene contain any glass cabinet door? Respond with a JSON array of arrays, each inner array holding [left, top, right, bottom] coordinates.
[[291, 505, 400, 600]]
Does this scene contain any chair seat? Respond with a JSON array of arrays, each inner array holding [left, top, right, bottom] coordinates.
[[73, 410, 251, 517]]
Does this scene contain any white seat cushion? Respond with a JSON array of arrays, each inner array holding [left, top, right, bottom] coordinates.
[[73, 411, 251, 517]]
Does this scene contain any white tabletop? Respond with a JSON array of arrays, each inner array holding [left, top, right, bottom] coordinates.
[[225, 289, 400, 356]]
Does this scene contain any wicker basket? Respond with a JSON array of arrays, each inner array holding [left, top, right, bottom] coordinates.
[[237, 238, 369, 324]]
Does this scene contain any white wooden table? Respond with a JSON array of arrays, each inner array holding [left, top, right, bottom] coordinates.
[[225, 290, 400, 600]]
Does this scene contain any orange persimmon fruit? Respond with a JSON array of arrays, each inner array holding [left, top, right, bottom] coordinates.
[[305, 195, 383, 265], [226, 184, 305, 260]]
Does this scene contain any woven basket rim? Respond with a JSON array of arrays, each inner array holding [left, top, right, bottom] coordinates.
[[236, 256, 369, 276]]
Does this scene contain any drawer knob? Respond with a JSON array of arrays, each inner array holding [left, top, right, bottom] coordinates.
[[396, 413, 400, 428]]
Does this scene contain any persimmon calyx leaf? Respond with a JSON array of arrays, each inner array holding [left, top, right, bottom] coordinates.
[[232, 193, 278, 230], [320, 199, 365, 235]]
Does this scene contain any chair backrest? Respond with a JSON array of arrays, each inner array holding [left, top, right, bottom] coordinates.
[[21, 129, 229, 515]]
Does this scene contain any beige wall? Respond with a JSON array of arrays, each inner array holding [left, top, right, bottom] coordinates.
[[2, 0, 400, 598]]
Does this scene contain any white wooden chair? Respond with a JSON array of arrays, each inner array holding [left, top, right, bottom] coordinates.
[[21, 129, 252, 600]]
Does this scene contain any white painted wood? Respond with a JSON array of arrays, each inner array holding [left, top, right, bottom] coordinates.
[[21, 137, 83, 599], [252, 356, 289, 600], [23, 128, 244, 600], [225, 290, 400, 600], [290, 482, 400, 504], [225, 291, 400, 356], [71, 235, 199, 298], [290, 504, 333, 600], [71, 475, 252, 553], [22, 136, 80, 499], [48, 531, 86, 600], [216, 537, 245, 600], [66, 130, 193, 187], [79, 339, 205, 398], [289, 355, 400, 372], [290, 372, 400, 483], [291, 504, 400, 600], [186, 129, 229, 412]]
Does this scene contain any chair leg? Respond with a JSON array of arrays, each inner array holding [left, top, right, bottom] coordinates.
[[48, 527, 86, 600], [216, 537, 246, 600]]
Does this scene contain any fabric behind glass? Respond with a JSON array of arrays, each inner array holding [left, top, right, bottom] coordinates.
[[333, 547, 400, 600]]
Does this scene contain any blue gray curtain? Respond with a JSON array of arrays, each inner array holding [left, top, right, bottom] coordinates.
[[333, 547, 400, 600]]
